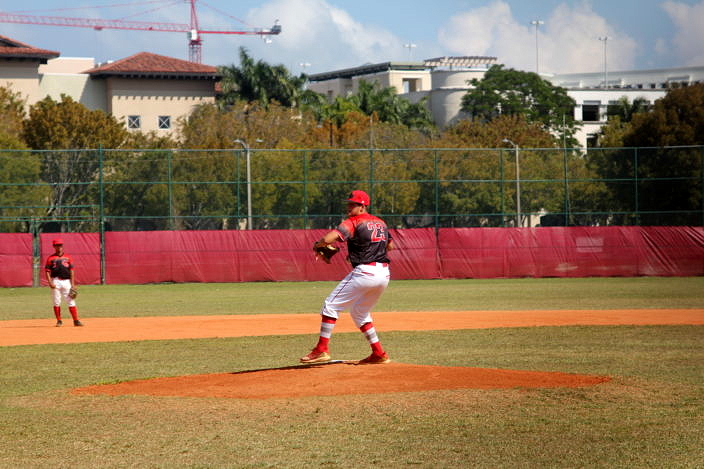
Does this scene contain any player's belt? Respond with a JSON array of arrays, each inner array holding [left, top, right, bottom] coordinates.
[[366, 262, 388, 267]]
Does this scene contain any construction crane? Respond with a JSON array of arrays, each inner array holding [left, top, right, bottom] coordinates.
[[0, 0, 281, 63]]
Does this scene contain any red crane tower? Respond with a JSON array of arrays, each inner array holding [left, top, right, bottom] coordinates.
[[0, 0, 281, 63]]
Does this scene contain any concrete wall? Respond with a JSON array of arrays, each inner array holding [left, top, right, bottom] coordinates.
[[39, 73, 107, 111], [0, 61, 43, 109], [106, 77, 216, 133]]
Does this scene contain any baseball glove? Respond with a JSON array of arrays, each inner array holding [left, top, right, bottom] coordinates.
[[313, 240, 340, 264], [69, 288, 78, 299]]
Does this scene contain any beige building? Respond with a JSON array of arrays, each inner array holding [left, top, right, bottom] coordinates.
[[0, 35, 59, 106], [0, 36, 219, 136], [307, 56, 497, 128]]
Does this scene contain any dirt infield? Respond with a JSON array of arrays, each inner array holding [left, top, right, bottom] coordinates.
[[72, 362, 611, 399], [3, 309, 702, 398], [2, 309, 703, 347]]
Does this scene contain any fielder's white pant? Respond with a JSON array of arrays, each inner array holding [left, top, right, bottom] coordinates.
[[321, 263, 390, 327], [51, 278, 76, 307]]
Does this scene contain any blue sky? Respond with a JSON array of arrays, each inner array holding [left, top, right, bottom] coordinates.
[[1, 0, 703, 75]]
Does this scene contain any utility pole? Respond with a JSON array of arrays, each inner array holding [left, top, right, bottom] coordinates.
[[530, 19, 544, 74], [598, 36, 610, 88]]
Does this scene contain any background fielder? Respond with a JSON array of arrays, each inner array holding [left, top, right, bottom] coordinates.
[[302, 190, 394, 365], [44, 238, 84, 327]]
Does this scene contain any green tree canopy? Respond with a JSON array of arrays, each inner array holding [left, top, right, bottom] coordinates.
[[461, 65, 578, 145], [22, 95, 128, 227], [588, 84, 704, 224], [0, 85, 26, 141], [217, 47, 307, 109]]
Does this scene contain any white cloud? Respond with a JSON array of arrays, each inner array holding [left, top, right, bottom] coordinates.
[[208, 0, 406, 72], [437, 1, 638, 74], [661, 0, 704, 66]]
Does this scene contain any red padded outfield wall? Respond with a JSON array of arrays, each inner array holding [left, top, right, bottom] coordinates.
[[39, 233, 101, 286], [439, 226, 704, 278], [103, 228, 440, 283], [1, 227, 702, 286], [0, 233, 33, 287]]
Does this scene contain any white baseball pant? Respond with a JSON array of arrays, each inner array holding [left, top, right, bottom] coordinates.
[[320, 263, 390, 327], [51, 278, 76, 307]]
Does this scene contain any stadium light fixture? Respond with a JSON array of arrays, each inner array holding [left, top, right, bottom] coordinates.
[[598, 36, 610, 88]]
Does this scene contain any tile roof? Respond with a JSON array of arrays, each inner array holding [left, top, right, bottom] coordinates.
[[84, 52, 218, 79], [0, 34, 60, 61]]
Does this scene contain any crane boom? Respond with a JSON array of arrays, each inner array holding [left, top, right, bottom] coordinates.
[[0, 2, 281, 63], [0, 12, 190, 33]]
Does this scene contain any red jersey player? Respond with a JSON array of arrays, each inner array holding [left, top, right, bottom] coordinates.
[[44, 239, 83, 327], [301, 190, 395, 364]]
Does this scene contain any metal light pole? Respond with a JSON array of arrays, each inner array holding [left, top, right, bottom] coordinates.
[[502, 139, 521, 227], [403, 43, 417, 60], [598, 36, 609, 88], [234, 139, 252, 230], [530, 19, 544, 74]]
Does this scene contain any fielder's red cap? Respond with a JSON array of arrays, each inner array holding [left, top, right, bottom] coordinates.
[[52, 238, 64, 245], [346, 190, 370, 206]]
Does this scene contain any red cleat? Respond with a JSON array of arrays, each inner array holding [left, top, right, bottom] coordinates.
[[357, 353, 391, 364], [300, 350, 331, 364]]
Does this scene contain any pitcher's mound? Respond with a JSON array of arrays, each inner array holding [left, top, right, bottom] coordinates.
[[73, 363, 610, 399]]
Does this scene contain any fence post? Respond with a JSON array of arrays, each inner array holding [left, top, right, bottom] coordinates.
[[167, 150, 174, 230], [499, 149, 505, 227], [98, 146, 105, 284], [31, 217, 40, 287], [369, 149, 374, 204], [303, 150, 309, 229], [563, 147, 570, 226], [434, 150, 439, 231], [634, 147, 640, 225], [234, 149, 241, 228]]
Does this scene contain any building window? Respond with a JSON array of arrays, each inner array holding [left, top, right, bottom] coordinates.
[[127, 115, 141, 129], [158, 115, 171, 129], [402, 78, 420, 93], [586, 134, 599, 148], [582, 103, 601, 122]]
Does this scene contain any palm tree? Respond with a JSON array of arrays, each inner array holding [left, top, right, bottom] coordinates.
[[606, 96, 650, 122], [217, 47, 307, 108]]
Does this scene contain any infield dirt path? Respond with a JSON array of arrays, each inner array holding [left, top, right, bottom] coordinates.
[[4, 309, 702, 398], [2, 308, 703, 347]]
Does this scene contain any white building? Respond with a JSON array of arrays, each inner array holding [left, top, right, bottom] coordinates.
[[308, 58, 704, 147]]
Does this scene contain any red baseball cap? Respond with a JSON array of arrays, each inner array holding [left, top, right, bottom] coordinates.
[[52, 238, 64, 246], [346, 190, 370, 206]]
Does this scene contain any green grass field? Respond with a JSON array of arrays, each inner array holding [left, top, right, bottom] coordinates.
[[1, 278, 703, 468]]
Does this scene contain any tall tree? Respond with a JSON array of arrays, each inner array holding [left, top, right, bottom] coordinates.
[[461, 65, 578, 146], [589, 83, 704, 224], [217, 47, 307, 108], [22, 95, 128, 228], [0, 85, 26, 140]]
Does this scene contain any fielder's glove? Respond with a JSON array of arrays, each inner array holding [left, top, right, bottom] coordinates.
[[313, 240, 340, 264], [69, 288, 78, 299]]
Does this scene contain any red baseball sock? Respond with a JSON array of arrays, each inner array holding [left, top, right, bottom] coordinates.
[[360, 322, 385, 355], [314, 316, 337, 352], [69, 306, 79, 321], [53, 306, 61, 321]]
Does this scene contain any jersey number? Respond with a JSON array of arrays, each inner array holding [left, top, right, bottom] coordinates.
[[367, 222, 386, 242]]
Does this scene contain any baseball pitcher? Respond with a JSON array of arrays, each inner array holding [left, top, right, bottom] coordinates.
[[302, 190, 394, 365]]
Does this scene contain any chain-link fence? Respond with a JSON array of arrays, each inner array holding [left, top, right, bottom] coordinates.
[[1, 146, 702, 234]]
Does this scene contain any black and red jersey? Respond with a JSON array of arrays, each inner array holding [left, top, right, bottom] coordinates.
[[335, 213, 392, 267], [45, 254, 74, 279]]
